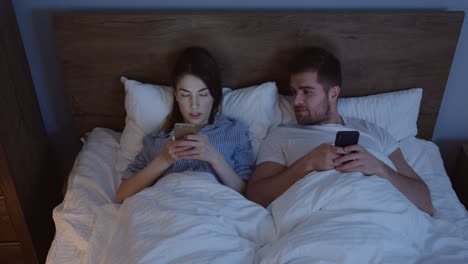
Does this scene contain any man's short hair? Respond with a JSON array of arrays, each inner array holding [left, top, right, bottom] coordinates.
[[288, 47, 342, 91]]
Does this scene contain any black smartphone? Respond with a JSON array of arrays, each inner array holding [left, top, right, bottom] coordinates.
[[335, 131, 360, 148]]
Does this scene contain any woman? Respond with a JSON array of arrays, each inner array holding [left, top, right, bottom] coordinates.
[[115, 47, 254, 203]]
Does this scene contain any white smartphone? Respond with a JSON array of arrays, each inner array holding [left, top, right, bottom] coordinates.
[[174, 123, 201, 140]]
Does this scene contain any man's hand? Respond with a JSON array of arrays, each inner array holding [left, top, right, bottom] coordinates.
[[335, 145, 434, 215], [301, 143, 347, 172], [334, 144, 386, 176], [247, 143, 345, 207]]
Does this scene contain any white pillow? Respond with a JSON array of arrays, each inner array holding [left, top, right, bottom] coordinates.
[[278, 88, 423, 141], [221, 82, 279, 154], [116, 77, 173, 173], [117, 77, 279, 174]]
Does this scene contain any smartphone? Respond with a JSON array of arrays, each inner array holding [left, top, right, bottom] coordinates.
[[174, 123, 201, 140], [335, 131, 360, 148]]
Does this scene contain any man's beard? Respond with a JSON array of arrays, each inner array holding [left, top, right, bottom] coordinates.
[[296, 97, 331, 125]]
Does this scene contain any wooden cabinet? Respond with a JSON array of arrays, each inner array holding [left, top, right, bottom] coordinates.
[[0, 198, 19, 242], [453, 144, 468, 209], [0, 0, 63, 262], [0, 146, 34, 264], [0, 243, 25, 264]]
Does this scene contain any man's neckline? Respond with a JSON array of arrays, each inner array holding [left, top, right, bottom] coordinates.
[[300, 115, 347, 128]]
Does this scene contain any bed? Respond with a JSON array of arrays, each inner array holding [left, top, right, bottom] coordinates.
[[47, 11, 468, 263]]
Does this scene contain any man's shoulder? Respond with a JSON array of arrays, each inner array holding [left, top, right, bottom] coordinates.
[[344, 117, 397, 144], [267, 124, 304, 138], [345, 117, 386, 134]]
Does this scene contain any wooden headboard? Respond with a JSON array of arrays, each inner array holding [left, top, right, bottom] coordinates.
[[53, 11, 464, 140]]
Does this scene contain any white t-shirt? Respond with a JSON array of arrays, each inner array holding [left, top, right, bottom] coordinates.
[[257, 117, 399, 167]]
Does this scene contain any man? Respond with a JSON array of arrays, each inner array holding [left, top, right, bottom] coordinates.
[[245, 47, 434, 215]]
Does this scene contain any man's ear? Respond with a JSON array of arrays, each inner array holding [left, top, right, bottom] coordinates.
[[328, 85, 341, 103]]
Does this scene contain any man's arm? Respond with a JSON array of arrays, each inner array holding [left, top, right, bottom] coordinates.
[[384, 149, 434, 215], [245, 161, 305, 207], [246, 143, 345, 207], [335, 146, 434, 215]]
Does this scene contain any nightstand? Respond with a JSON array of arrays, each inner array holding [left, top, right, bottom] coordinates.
[[1, 0, 62, 261], [453, 144, 468, 209], [0, 145, 38, 264]]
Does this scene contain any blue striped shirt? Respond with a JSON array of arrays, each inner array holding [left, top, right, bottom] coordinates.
[[122, 113, 255, 183]]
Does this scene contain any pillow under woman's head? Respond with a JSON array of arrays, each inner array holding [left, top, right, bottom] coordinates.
[[116, 77, 279, 174]]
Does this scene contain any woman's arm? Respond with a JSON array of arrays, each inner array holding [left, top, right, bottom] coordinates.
[[115, 138, 190, 203], [210, 154, 246, 193], [115, 155, 171, 203], [176, 134, 248, 193]]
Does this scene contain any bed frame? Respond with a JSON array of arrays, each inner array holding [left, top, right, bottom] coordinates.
[[53, 11, 464, 141]]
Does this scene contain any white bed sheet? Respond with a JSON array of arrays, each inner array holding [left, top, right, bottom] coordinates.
[[46, 128, 468, 263]]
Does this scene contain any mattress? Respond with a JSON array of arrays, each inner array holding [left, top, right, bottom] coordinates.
[[46, 128, 468, 263]]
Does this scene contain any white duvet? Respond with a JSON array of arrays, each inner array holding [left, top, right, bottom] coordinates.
[[47, 128, 468, 263]]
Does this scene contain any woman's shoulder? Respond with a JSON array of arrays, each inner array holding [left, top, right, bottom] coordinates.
[[144, 129, 170, 144], [217, 114, 248, 132]]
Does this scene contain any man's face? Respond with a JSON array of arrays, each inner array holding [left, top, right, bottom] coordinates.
[[290, 71, 331, 125]]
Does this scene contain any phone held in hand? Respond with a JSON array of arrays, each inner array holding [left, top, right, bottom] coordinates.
[[335, 131, 360, 148], [174, 123, 202, 140]]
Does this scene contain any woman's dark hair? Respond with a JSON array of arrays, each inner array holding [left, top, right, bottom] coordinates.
[[288, 47, 342, 92], [162, 47, 222, 132]]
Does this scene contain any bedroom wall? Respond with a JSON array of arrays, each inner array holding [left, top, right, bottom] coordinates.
[[11, 0, 468, 180]]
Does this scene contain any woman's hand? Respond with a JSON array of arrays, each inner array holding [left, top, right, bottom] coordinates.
[[175, 134, 222, 164], [160, 137, 193, 165]]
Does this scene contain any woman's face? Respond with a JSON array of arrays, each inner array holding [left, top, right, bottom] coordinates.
[[175, 74, 214, 126]]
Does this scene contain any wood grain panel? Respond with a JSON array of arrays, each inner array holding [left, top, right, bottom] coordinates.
[[0, 243, 25, 264], [53, 11, 464, 140], [0, 0, 53, 262], [0, 146, 37, 264], [0, 198, 17, 242]]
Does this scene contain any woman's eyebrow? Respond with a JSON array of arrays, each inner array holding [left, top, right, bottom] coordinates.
[[178, 88, 208, 93]]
